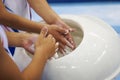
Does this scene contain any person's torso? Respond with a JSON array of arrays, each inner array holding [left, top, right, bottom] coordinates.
[[2, 0, 31, 32], [2, 0, 31, 19]]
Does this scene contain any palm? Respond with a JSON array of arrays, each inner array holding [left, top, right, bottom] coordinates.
[[23, 34, 38, 54]]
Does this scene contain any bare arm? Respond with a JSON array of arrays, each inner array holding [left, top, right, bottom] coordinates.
[[6, 31, 36, 47], [27, 0, 60, 24], [22, 27, 58, 80], [6, 31, 38, 54], [27, 0, 76, 50], [0, 0, 75, 53], [0, 40, 47, 80], [0, 0, 43, 33], [0, 28, 58, 80], [0, 39, 23, 80], [6, 31, 27, 47]]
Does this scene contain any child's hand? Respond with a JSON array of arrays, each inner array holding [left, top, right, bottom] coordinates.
[[22, 33, 38, 54], [35, 27, 59, 59]]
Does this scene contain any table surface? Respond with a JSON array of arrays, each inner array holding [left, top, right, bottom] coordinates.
[[31, 2, 120, 80]]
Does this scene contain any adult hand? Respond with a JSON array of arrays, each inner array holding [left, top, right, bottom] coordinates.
[[53, 20, 76, 53], [46, 24, 75, 54], [56, 20, 76, 45]]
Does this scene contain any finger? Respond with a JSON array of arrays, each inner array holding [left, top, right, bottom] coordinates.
[[65, 39, 74, 49], [48, 34, 56, 43], [65, 33, 76, 49], [39, 27, 48, 38], [69, 28, 76, 32], [58, 48, 64, 54], [55, 42, 59, 52], [53, 32, 74, 50], [57, 27, 69, 35], [59, 43, 66, 52], [53, 53, 59, 59], [65, 34, 74, 44], [58, 48, 66, 55], [59, 35, 74, 49], [58, 42, 66, 54], [63, 24, 76, 32]]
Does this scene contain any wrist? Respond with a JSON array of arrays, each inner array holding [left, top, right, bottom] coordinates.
[[52, 17, 62, 24], [45, 16, 61, 25], [34, 47, 48, 60], [21, 32, 31, 47]]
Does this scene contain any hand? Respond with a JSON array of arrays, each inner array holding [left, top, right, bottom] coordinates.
[[22, 33, 38, 54], [46, 24, 75, 54], [35, 27, 59, 59], [53, 20, 76, 53], [55, 20, 76, 45]]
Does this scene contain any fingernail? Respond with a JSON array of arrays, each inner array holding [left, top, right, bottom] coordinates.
[[53, 53, 59, 59], [64, 30, 69, 34], [42, 27, 48, 34], [42, 27, 47, 31], [68, 38, 73, 44], [56, 42, 59, 46], [49, 57, 55, 60], [67, 41, 74, 49], [69, 28, 73, 32], [55, 48, 59, 52]]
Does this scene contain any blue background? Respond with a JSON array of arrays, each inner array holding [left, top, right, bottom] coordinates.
[[47, 0, 120, 3]]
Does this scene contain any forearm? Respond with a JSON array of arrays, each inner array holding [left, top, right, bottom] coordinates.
[[0, 40, 47, 80], [0, 41, 23, 80], [22, 48, 48, 80], [6, 31, 30, 47], [0, 0, 43, 33], [1, 11, 43, 33], [28, 0, 61, 24], [6, 31, 48, 79]]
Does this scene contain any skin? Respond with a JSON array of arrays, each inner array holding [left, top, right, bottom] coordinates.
[[0, 0, 75, 79], [0, 27, 59, 80], [0, 0, 76, 53], [6, 31, 38, 53], [27, 0, 76, 52]]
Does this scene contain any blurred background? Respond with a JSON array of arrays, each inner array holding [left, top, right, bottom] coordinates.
[[47, 0, 120, 3], [32, 0, 120, 79]]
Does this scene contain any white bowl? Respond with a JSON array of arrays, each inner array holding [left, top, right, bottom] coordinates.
[[14, 15, 120, 80], [42, 15, 120, 80]]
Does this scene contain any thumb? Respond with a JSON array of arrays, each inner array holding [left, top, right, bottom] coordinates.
[[55, 42, 59, 52], [39, 27, 48, 38]]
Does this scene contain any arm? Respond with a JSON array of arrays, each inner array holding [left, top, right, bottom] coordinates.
[[27, 0, 60, 24], [0, 0, 75, 53], [27, 0, 76, 50], [6, 31, 28, 47], [0, 0, 43, 33], [0, 27, 58, 80], [6, 31, 37, 47], [6, 31, 38, 54], [20, 27, 58, 80], [0, 40, 23, 80]]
